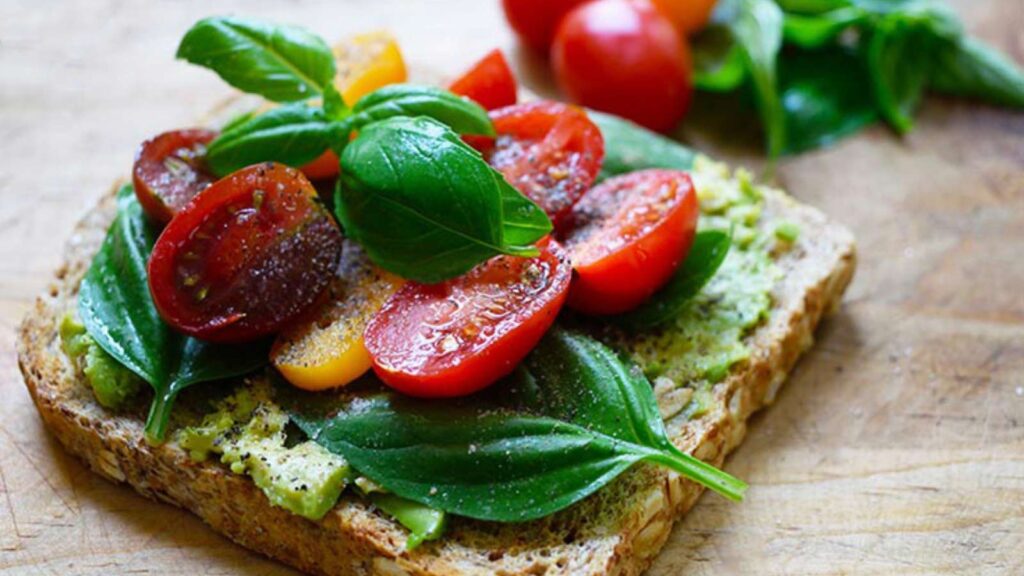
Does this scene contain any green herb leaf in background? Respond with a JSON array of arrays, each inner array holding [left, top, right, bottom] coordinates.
[[866, 20, 932, 133], [930, 36, 1024, 108], [336, 116, 550, 283], [614, 230, 732, 330], [692, 25, 748, 91], [783, 6, 865, 47], [349, 84, 495, 136], [177, 17, 336, 102], [292, 328, 746, 523], [206, 103, 343, 176], [589, 110, 696, 180], [727, 0, 786, 157], [78, 186, 269, 441]]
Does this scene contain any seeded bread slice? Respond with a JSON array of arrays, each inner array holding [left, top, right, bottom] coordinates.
[[18, 159, 855, 575]]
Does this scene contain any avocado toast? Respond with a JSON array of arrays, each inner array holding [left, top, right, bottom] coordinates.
[[17, 23, 855, 576]]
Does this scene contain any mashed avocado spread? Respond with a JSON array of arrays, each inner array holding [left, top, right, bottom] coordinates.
[[60, 315, 143, 409], [176, 381, 351, 521]]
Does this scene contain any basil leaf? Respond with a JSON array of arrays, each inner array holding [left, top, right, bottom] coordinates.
[[589, 110, 696, 181], [292, 328, 746, 523], [370, 493, 446, 549], [780, 47, 878, 154], [776, 0, 851, 14], [691, 25, 747, 92], [78, 186, 269, 441], [930, 36, 1024, 108], [322, 83, 349, 120], [336, 116, 549, 283], [349, 84, 495, 136], [206, 104, 343, 176], [727, 0, 786, 157], [177, 17, 336, 102], [866, 20, 932, 134], [782, 7, 866, 48], [614, 230, 732, 330]]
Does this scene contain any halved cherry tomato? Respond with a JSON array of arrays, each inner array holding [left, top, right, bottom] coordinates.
[[501, 0, 589, 53], [365, 238, 571, 398], [486, 101, 604, 229], [552, 0, 693, 133], [561, 169, 698, 315], [650, 0, 719, 36], [449, 48, 518, 111], [132, 128, 217, 224], [148, 163, 343, 343]]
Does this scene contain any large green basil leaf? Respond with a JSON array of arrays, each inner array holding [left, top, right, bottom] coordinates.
[[78, 186, 269, 441], [780, 47, 878, 154], [782, 7, 866, 48], [614, 230, 732, 330], [206, 103, 344, 176], [930, 36, 1024, 108], [177, 17, 336, 103], [292, 328, 746, 523], [336, 116, 549, 283], [589, 111, 696, 181], [349, 84, 495, 136]]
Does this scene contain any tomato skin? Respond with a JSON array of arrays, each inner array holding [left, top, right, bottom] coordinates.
[[551, 0, 693, 133], [449, 48, 518, 111], [299, 149, 340, 181], [501, 0, 589, 53], [650, 0, 719, 36], [365, 238, 571, 398], [487, 101, 604, 229], [148, 163, 343, 343], [562, 169, 698, 315], [133, 128, 217, 224]]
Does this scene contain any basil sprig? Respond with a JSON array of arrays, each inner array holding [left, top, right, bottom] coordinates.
[[78, 186, 268, 442], [337, 116, 550, 282], [691, 0, 1024, 157], [177, 17, 545, 283], [291, 328, 746, 523]]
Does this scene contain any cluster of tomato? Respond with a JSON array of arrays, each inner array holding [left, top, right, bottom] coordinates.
[[502, 0, 716, 133], [131, 39, 698, 399]]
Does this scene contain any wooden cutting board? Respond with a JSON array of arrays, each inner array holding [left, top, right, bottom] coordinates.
[[0, 0, 1020, 574]]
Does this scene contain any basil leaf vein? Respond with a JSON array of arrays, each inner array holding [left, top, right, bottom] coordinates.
[[78, 186, 269, 441]]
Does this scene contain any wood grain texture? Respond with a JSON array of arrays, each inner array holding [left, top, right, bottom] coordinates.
[[1, 0, 1021, 574]]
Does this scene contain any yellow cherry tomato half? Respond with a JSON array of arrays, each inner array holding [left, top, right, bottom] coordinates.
[[334, 30, 408, 106], [271, 245, 402, 391]]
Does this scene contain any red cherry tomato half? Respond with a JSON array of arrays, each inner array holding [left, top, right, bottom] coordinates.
[[132, 128, 217, 224], [365, 238, 571, 398], [299, 149, 340, 181], [562, 169, 698, 315], [148, 163, 343, 343], [448, 48, 518, 111], [486, 101, 604, 229], [501, 0, 589, 53], [551, 0, 693, 133]]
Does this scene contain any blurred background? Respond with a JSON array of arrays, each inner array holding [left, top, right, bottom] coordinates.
[[1, 1, 1022, 574]]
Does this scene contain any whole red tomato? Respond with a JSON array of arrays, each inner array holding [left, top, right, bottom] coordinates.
[[501, 0, 588, 53], [551, 0, 693, 133]]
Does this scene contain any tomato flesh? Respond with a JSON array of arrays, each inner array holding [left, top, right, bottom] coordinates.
[[132, 128, 217, 224], [486, 101, 604, 229], [562, 169, 698, 315], [650, 0, 719, 36], [365, 238, 571, 398], [299, 149, 340, 181], [552, 0, 693, 133], [148, 163, 343, 342], [501, 0, 589, 52], [449, 48, 518, 111]]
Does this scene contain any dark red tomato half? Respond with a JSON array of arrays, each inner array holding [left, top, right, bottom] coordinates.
[[501, 0, 589, 53], [562, 169, 698, 315], [486, 101, 604, 229], [448, 48, 518, 111], [132, 128, 218, 224], [365, 238, 571, 398], [148, 163, 343, 343], [551, 0, 693, 133]]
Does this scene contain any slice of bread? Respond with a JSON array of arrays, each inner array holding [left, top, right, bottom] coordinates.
[[18, 164, 855, 574]]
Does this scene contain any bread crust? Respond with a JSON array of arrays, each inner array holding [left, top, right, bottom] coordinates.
[[18, 167, 855, 575]]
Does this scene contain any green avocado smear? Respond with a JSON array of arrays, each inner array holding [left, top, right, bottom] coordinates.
[[60, 315, 143, 409]]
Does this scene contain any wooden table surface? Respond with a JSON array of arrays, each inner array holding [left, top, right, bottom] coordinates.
[[1, 1, 1022, 574]]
